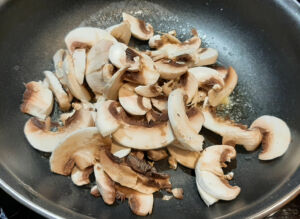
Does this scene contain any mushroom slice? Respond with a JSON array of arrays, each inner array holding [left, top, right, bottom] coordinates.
[[122, 13, 154, 41], [147, 149, 168, 161], [65, 27, 116, 52], [44, 71, 71, 111], [208, 66, 238, 106], [178, 72, 198, 103], [72, 48, 86, 84], [119, 83, 152, 116], [86, 39, 113, 75], [188, 67, 224, 91], [63, 53, 91, 101], [24, 108, 94, 153], [86, 68, 106, 94], [195, 145, 240, 201], [103, 66, 128, 100], [53, 49, 67, 86], [168, 89, 204, 151], [94, 163, 116, 205], [60, 110, 76, 125], [96, 100, 121, 137], [71, 166, 93, 186], [151, 96, 168, 112], [115, 184, 154, 216], [196, 181, 218, 206], [90, 185, 101, 197], [148, 34, 162, 48], [102, 64, 114, 83], [106, 21, 131, 45], [154, 59, 188, 80], [50, 127, 111, 175], [250, 115, 291, 160], [167, 146, 200, 169], [111, 141, 131, 158], [172, 188, 184, 200], [192, 48, 218, 67], [202, 106, 262, 151], [135, 84, 162, 98], [168, 156, 178, 169], [21, 81, 54, 120]]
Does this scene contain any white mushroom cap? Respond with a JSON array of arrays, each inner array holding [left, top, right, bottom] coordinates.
[[250, 115, 291, 160], [50, 127, 111, 175], [168, 89, 204, 151], [208, 66, 238, 106], [135, 84, 162, 98], [122, 13, 154, 41], [72, 49, 86, 84], [44, 71, 71, 111], [53, 49, 67, 86], [192, 48, 218, 67], [119, 83, 152, 116], [65, 27, 116, 52], [154, 59, 188, 80], [21, 81, 54, 120], [24, 108, 94, 153], [106, 21, 131, 45], [111, 141, 131, 158], [71, 166, 93, 186]]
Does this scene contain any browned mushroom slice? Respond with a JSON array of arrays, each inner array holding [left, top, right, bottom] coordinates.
[[21, 81, 54, 120], [154, 59, 188, 80], [135, 84, 162, 98], [106, 21, 131, 45], [50, 127, 111, 175], [167, 146, 200, 169], [71, 166, 93, 186], [172, 188, 184, 200], [147, 149, 168, 161], [90, 185, 101, 197], [111, 141, 131, 158]]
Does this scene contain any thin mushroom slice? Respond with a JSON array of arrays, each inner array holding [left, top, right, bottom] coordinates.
[[65, 27, 116, 53], [192, 48, 218, 67], [102, 64, 114, 83], [178, 72, 198, 103], [72, 48, 86, 84], [122, 13, 154, 41], [250, 115, 291, 160], [106, 21, 131, 45], [196, 180, 218, 206], [119, 83, 152, 116], [94, 163, 116, 205], [44, 71, 71, 111], [208, 66, 238, 106], [167, 146, 200, 169], [50, 127, 111, 175], [53, 49, 67, 86], [24, 108, 94, 153], [168, 89, 204, 151], [151, 96, 168, 112], [111, 141, 131, 158], [147, 149, 168, 161], [21, 81, 54, 120], [154, 59, 188, 80], [71, 166, 93, 186], [86, 68, 106, 94], [134, 84, 162, 98]]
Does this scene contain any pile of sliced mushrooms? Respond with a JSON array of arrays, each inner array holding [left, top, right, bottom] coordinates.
[[21, 13, 291, 215]]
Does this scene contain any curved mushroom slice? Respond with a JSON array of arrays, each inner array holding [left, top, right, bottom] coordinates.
[[63, 53, 91, 101], [94, 163, 116, 205], [71, 166, 93, 186], [167, 146, 200, 169], [44, 71, 71, 111], [50, 127, 111, 175], [72, 49, 86, 84], [213, 66, 228, 79], [106, 21, 131, 45], [119, 83, 152, 116], [147, 149, 168, 161], [122, 13, 154, 41], [115, 184, 154, 216], [24, 109, 94, 153], [202, 106, 262, 151], [103, 66, 128, 100], [53, 49, 67, 86], [154, 59, 188, 80], [65, 27, 116, 52], [135, 84, 162, 98], [151, 96, 168, 112], [192, 48, 218, 67], [148, 34, 161, 48], [178, 72, 198, 103], [250, 115, 291, 160], [111, 141, 131, 158], [195, 145, 240, 201], [86, 68, 106, 94], [168, 89, 204, 151], [188, 67, 224, 91], [21, 81, 54, 120], [208, 66, 238, 106], [196, 180, 218, 206]]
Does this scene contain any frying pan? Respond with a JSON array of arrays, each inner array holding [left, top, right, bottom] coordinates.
[[0, 0, 299, 218]]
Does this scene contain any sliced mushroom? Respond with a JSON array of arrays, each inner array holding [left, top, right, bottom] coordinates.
[[94, 163, 116, 205], [168, 89, 204, 151], [103, 66, 129, 100], [154, 59, 188, 80], [192, 48, 218, 67], [178, 72, 198, 103], [60, 110, 75, 125], [202, 106, 262, 151], [167, 146, 200, 169], [168, 156, 178, 169], [53, 49, 67, 86], [72, 48, 86, 84], [90, 185, 101, 197], [196, 179, 218, 206], [115, 184, 154, 216], [111, 141, 131, 158], [44, 71, 71, 111], [102, 64, 114, 83], [148, 34, 162, 48], [188, 67, 224, 91], [250, 115, 291, 160], [122, 13, 154, 41], [24, 108, 94, 153], [147, 149, 168, 161], [208, 66, 238, 106], [151, 96, 168, 112], [71, 166, 93, 186], [172, 188, 184, 200], [21, 81, 54, 120], [135, 84, 162, 98], [106, 21, 131, 45], [195, 145, 240, 201], [86, 68, 106, 94], [65, 27, 116, 52], [50, 127, 111, 175], [119, 83, 152, 115]]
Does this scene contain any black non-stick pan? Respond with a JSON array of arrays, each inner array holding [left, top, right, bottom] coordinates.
[[0, 0, 299, 218]]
